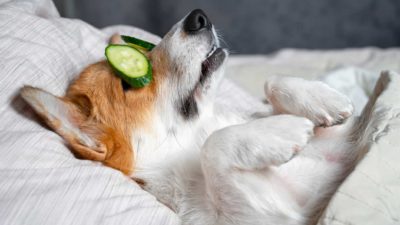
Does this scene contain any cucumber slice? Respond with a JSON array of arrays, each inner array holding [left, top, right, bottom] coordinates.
[[121, 35, 156, 52], [105, 44, 152, 88]]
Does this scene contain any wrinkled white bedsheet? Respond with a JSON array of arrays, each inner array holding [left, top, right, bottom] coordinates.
[[0, 0, 399, 225]]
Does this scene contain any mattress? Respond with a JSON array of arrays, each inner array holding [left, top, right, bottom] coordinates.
[[0, 0, 399, 224]]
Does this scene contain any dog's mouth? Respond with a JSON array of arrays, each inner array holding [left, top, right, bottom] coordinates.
[[206, 44, 218, 58], [200, 44, 226, 85]]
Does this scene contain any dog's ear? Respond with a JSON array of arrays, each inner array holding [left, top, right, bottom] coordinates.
[[20, 86, 107, 161]]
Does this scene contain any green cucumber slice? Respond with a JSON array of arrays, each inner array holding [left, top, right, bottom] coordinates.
[[121, 35, 156, 52], [105, 44, 152, 88]]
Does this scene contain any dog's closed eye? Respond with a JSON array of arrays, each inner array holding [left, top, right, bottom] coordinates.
[[121, 79, 131, 91]]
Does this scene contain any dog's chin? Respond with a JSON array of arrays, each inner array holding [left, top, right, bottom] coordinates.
[[199, 47, 227, 85]]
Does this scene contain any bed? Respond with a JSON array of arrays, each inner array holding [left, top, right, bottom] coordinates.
[[0, 0, 399, 224]]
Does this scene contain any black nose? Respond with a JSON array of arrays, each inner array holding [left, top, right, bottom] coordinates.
[[184, 9, 211, 33]]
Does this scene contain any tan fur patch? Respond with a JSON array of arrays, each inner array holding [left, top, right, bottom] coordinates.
[[62, 61, 161, 175], [148, 47, 170, 80]]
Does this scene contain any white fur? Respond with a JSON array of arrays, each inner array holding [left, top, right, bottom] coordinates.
[[133, 79, 358, 224]]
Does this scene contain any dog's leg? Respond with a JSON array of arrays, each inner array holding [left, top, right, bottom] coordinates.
[[200, 115, 314, 223], [264, 76, 354, 127], [261, 75, 387, 223], [202, 115, 314, 171], [199, 77, 358, 224]]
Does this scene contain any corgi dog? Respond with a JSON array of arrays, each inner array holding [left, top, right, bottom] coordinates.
[[21, 9, 375, 225]]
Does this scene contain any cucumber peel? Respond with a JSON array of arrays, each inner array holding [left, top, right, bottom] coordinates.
[[105, 44, 152, 88], [121, 35, 156, 52]]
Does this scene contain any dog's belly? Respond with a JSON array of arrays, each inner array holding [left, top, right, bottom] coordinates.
[[223, 161, 337, 224], [229, 168, 305, 224]]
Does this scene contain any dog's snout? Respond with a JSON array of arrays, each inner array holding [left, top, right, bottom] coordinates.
[[184, 9, 211, 34]]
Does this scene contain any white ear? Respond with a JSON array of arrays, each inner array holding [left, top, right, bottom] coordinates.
[[20, 86, 106, 160]]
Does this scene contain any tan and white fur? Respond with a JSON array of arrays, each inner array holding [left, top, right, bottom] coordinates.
[[20, 9, 376, 225]]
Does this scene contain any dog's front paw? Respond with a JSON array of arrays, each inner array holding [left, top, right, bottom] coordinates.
[[277, 116, 314, 163], [255, 115, 314, 165], [301, 81, 354, 127], [265, 76, 354, 127]]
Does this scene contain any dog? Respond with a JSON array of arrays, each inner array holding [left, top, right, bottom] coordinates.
[[21, 9, 372, 225]]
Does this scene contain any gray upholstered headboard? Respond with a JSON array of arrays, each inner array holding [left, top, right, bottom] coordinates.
[[54, 0, 400, 54]]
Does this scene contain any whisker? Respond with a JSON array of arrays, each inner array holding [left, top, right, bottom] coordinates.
[[215, 30, 230, 48]]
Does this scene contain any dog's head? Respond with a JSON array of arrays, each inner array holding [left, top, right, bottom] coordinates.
[[21, 9, 227, 176]]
